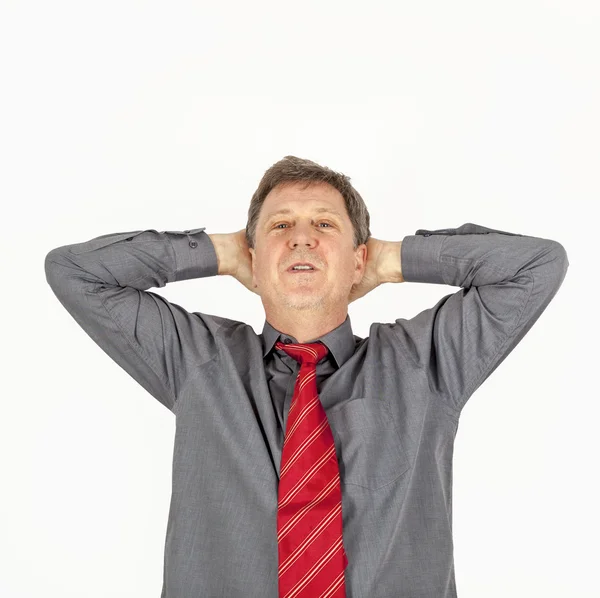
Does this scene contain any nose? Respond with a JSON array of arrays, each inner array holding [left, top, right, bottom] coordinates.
[[287, 223, 318, 248]]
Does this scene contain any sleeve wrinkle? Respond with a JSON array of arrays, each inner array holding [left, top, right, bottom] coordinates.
[[98, 289, 176, 406]]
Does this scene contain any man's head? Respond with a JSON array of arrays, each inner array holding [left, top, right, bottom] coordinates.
[[246, 155, 371, 332]]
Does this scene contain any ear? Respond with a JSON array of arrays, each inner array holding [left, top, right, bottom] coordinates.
[[249, 247, 257, 288], [354, 244, 367, 284]]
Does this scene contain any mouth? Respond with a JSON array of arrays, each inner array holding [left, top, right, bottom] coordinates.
[[287, 269, 318, 274], [287, 262, 318, 273]]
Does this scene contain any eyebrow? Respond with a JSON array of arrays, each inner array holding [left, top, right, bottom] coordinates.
[[264, 207, 343, 222]]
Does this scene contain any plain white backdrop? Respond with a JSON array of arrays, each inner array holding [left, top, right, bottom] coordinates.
[[1, 1, 597, 596]]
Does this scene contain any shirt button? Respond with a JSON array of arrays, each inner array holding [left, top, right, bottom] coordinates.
[[283, 338, 292, 344], [189, 240, 198, 248]]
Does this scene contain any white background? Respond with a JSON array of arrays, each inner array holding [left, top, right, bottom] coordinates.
[[1, 1, 597, 596]]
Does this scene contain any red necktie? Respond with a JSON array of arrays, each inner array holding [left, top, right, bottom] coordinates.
[[275, 340, 349, 598]]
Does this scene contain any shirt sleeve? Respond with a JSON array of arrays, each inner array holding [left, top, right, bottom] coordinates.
[[395, 222, 569, 415], [44, 227, 220, 412]]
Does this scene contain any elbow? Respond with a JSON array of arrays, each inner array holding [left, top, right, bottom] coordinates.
[[546, 241, 569, 289], [44, 247, 69, 290]]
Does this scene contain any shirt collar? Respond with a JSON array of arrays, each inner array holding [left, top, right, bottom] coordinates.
[[261, 313, 356, 369]]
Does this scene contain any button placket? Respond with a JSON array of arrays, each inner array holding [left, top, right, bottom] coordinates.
[[163, 227, 205, 249], [187, 229, 204, 248]]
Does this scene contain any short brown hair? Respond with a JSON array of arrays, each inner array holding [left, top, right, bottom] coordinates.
[[245, 155, 371, 250]]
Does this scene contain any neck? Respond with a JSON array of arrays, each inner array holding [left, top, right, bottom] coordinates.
[[267, 308, 347, 344]]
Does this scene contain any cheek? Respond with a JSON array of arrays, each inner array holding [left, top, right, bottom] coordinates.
[[257, 257, 277, 278]]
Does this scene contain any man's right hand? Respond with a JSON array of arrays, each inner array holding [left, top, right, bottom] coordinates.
[[209, 230, 259, 296], [230, 229, 259, 295]]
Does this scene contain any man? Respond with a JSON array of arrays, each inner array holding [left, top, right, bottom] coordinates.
[[45, 155, 569, 597]]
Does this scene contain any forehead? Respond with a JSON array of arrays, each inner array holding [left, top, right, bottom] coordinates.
[[261, 182, 346, 221]]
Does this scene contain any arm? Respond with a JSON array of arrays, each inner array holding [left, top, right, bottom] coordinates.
[[389, 222, 569, 415], [347, 237, 403, 304], [44, 227, 234, 412]]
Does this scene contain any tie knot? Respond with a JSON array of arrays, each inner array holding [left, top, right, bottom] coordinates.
[[275, 340, 329, 366]]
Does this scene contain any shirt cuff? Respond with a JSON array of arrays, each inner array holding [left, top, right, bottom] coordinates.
[[400, 232, 447, 284], [165, 227, 219, 282]]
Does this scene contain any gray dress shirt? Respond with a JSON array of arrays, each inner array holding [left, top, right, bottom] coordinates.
[[44, 222, 569, 597]]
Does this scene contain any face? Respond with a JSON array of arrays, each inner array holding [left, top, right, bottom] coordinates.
[[248, 181, 367, 315]]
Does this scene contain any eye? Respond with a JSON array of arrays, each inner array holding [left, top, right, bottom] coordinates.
[[273, 222, 332, 229]]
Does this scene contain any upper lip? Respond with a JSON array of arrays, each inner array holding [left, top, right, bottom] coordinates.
[[288, 262, 317, 271]]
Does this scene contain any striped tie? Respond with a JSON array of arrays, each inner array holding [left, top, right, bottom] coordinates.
[[275, 340, 348, 598]]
